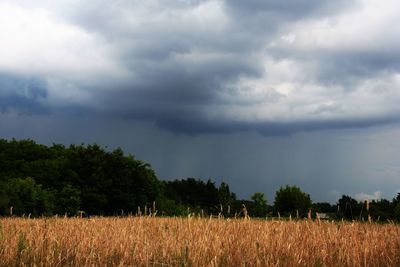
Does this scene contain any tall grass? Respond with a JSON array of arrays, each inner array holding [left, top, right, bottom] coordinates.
[[0, 216, 399, 266]]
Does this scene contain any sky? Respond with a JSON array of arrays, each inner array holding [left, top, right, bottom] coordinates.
[[0, 0, 400, 203]]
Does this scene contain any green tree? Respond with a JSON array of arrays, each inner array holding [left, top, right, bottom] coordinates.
[[217, 182, 236, 216], [4, 177, 54, 216], [164, 178, 220, 215], [55, 185, 81, 216], [312, 202, 335, 213], [274, 185, 311, 217], [369, 199, 392, 221], [337, 195, 360, 220], [394, 203, 400, 222], [250, 192, 268, 217], [0, 181, 10, 215]]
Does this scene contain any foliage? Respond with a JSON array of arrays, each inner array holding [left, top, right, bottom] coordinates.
[[395, 203, 400, 222], [55, 185, 81, 216], [0, 139, 163, 216], [1, 138, 400, 221], [163, 178, 237, 215], [0, 177, 54, 216], [312, 202, 335, 213], [337, 195, 361, 220], [274, 185, 312, 217], [218, 182, 236, 209], [250, 192, 268, 217], [369, 199, 392, 221]]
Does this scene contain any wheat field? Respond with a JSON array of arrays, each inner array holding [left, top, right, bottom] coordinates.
[[0, 216, 399, 267]]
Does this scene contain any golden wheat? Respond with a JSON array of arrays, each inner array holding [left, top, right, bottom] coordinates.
[[0, 216, 399, 266]]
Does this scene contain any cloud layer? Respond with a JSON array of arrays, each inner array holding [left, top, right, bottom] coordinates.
[[1, 0, 400, 135]]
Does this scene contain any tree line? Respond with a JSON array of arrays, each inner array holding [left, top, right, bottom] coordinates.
[[0, 139, 399, 221]]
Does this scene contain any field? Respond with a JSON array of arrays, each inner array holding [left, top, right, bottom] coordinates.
[[1, 216, 400, 267]]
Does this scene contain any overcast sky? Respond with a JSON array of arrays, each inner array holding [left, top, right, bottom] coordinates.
[[1, 0, 400, 202]]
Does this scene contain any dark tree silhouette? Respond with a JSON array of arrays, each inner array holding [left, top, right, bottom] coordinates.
[[274, 185, 312, 217]]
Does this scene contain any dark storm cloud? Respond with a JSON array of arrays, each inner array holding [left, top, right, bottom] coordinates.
[[2, 0, 400, 136], [226, 0, 353, 19], [0, 74, 49, 115], [327, 52, 400, 82], [152, 115, 400, 136], [101, 52, 262, 109]]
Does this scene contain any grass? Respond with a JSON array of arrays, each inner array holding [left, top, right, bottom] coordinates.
[[0, 216, 399, 266]]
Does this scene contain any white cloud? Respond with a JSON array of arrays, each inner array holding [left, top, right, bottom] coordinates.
[[0, 3, 119, 76], [212, 56, 400, 123], [354, 191, 382, 201], [279, 0, 400, 52], [0, 2, 129, 106], [208, 0, 400, 124]]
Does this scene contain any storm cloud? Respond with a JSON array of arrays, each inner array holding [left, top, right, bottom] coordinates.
[[0, 74, 49, 114], [1, 0, 400, 135]]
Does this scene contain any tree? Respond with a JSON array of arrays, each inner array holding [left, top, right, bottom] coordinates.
[[250, 192, 268, 217], [395, 203, 400, 222], [0, 139, 165, 216], [274, 185, 311, 217], [164, 178, 220, 214], [55, 185, 81, 216], [217, 182, 236, 216], [392, 193, 400, 208], [337, 195, 360, 220], [3, 177, 54, 216], [392, 193, 400, 221], [312, 202, 335, 213], [0, 181, 10, 215], [369, 199, 392, 221], [218, 182, 235, 205]]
